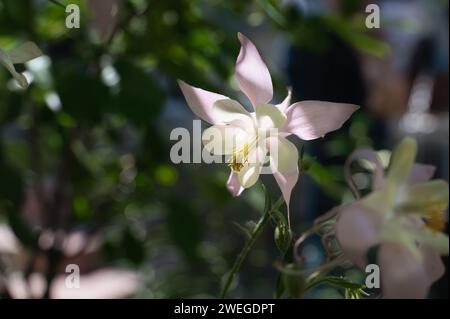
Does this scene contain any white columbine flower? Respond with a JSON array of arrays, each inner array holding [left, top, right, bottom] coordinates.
[[178, 33, 358, 214], [336, 137, 449, 298]]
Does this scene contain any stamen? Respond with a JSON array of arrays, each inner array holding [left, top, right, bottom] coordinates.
[[228, 134, 260, 173], [229, 143, 249, 172], [426, 210, 446, 233]]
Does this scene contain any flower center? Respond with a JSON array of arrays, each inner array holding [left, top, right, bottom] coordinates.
[[229, 143, 249, 172], [426, 209, 446, 233], [228, 133, 262, 173]]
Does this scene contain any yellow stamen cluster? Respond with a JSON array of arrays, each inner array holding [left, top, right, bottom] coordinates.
[[229, 143, 249, 172], [426, 210, 446, 233]]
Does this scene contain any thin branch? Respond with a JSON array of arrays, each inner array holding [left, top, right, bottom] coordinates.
[[220, 194, 284, 299], [274, 255, 346, 278], [104, 3, 153, 48], [47, 0, 66, 9]]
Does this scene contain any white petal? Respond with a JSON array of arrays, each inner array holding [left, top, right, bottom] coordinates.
[[202, 125, 248, 155], [213, 99, 253, 125], [411, 228, 449, 256], [177, 80, 229, 124], [256, 103, 287, 129], [385, 137, 418, 187], [266, 136, 298, 175], [409, 164, 436, 184], [396, 180, 449, 216], [276, 87, 292, 113], [227, 171, 244, 197], [238, 163, 260, 188], [235, 33, 273, 108], [282, 101, 358, 140], [420, 244, 446, 283], [379, 242, 431, 299], [271, 169, 298, 224], [335, 203, 381, 268]]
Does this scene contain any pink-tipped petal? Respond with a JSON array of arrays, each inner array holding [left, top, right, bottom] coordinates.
[[282, 101, 359, 140], [276, 87, 292, 113], [227, 171, 244, 197], [178, 80, 228, 124], [409, 164, 436, 184], [271, 164, 298, 226], [273, 171, 298, 209], [420, 244, 445, 283], [235, 33, 273, 109], [379, 243, 431, 299], [335, 203, 381, 268]]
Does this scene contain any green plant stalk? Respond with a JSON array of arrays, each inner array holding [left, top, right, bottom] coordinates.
[[220, 195, 284, 299]]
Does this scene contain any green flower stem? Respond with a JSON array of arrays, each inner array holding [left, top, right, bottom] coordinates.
[[220, 195, 284, 299]]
